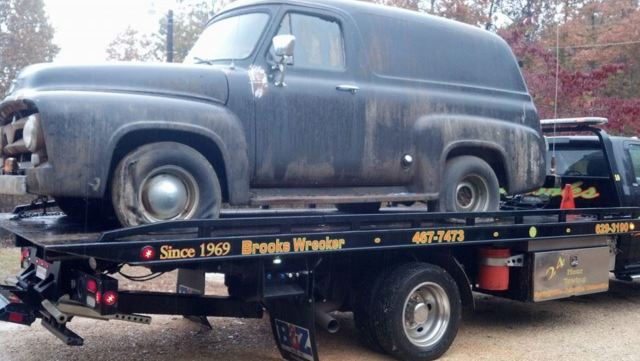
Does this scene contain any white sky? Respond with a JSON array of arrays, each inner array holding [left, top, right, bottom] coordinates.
[[43, 0, 189, 63]]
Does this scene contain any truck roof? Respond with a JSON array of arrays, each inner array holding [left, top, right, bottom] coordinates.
[[221, 0, 501, 45]]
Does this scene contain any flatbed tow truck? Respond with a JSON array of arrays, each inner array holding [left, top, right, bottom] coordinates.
[[1, 203, 640, 361], [2, 119, 640, 361]]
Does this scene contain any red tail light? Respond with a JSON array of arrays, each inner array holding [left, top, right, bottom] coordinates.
[[20, 248, 29, 261], [8, 312, 24, 323], [95, 291, 102, 304], [86, 279, 97, 293], [140, 246, 156, 260], [103, 291, 118, 306]]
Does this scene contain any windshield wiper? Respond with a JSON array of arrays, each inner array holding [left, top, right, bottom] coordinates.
[[194, 57, 215, 65]]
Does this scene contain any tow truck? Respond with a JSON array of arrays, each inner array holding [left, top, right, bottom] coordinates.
[[2, 125, 640, 360]]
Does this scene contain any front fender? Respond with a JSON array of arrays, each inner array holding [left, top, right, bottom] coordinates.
[[26, 91, 250, 202]]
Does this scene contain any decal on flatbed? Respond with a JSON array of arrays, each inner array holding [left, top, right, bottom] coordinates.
[[411, 229, 465, 244], [242, 237, 346, 256], [275, 319, 314, 361]]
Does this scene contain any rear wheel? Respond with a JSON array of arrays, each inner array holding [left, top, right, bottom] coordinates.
[[111, 142, 222, 227], [336, 203, 381, 213], [353, 270, 387, 353], [372, 263, 461, 361], [440, 156, 499, 213]]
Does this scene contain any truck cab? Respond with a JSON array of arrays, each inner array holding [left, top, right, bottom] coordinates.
[[509, 117, 640, 279]]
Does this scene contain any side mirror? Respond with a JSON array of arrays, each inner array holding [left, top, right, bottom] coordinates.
[[272, 34, 295, 87], [273, 34, 295, 58]]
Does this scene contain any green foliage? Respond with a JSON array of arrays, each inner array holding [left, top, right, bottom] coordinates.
[[0, 0, 59, 95]]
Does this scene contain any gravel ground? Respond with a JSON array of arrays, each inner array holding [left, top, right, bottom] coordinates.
[[1, 248, 640, 361]]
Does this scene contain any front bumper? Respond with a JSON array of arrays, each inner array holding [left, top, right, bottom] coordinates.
[[0, 175, 27, 195]]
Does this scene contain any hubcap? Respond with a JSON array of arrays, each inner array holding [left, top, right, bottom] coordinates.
[[403, 282, 450, 347], [455, 174, 489, 212], [140, 166, 199, 222]]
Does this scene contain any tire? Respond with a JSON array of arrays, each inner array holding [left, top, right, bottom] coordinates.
[[353, 270, 388, 353], [440, 156, 499, 213], [336, 203, 381, 213], [111, 142, 222, 227], [372, 262, 461, 361], [55, 197, 115, 222]]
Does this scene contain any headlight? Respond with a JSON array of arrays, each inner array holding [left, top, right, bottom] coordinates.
[[23, 114, 44, 152]]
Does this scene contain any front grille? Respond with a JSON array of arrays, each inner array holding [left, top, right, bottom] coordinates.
[[1, 115, 34, 174]]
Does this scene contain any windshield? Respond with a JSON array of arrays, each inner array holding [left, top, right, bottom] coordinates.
[[184, 12, 269, 64]]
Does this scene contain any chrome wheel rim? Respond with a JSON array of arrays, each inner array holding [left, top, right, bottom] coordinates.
[[455, 174, 489, 212], [139, 166, 199, 222], [402, 282, 450, 347]]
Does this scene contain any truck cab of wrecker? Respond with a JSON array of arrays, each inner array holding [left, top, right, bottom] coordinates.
[[508, 117, 640, 209], [508, 117, 640, 280]]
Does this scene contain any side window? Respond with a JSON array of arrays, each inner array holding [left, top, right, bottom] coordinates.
[[547, 148, 609, 177], [628, 144, 640, 183], [273, 13, 345, 71]]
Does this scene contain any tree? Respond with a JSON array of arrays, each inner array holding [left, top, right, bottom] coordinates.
[[154, 1, 215, 63], [0, 0, 59, 95], [106, 27, 158, 62]]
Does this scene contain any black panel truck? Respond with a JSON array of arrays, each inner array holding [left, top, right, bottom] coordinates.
[[2, 201, 640, 361]]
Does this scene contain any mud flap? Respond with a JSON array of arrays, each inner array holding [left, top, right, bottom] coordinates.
[[176, 269, 212, 329], [266, 297, 319, 361]]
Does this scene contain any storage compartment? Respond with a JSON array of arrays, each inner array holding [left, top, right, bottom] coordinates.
[[532, 246, 609, 302]]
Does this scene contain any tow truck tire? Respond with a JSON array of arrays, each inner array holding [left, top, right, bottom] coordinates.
[[440, 156, 499, 213], [336, 203, 381, 213], [111, 142, 222, 227], [353, 270, 387, 353], [372, 262, 461, 361]]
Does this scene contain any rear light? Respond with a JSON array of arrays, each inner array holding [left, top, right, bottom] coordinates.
[[8, 312, 24, 323], [86, 279, 97, 293], [140, 246, 156, 260], [20, 248, 30, 268], [95, 291, 102, 304], [103, 291, 118, 306]]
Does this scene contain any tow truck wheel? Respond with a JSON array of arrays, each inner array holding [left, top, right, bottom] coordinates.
[[111, 142, 222, 227], [372, 262, 461, 361], [353, 270, 387, 353], [441, 156, 499, 213]]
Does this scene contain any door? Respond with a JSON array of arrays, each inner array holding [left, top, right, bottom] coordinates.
[[253, 9, 365, 187], [625, 142, 640, 205]]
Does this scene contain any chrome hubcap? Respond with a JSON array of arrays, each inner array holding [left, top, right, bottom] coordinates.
[[403, 282, 450, 347], [140, 166, 199, 222], [456, 174, 489, 212]]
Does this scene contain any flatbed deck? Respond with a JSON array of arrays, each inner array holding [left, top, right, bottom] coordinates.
[[3, 207, 638, 266]]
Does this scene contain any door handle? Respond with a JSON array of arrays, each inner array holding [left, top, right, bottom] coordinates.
[[336, 84, 359, 94]]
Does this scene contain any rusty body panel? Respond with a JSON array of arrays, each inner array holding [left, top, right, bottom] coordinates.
[[0, 0, 545, 206]]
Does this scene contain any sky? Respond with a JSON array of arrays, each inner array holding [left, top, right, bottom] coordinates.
[[43, 0, 194, 63]]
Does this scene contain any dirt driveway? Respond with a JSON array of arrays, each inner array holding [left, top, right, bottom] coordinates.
[[1, 247, 640, 361]]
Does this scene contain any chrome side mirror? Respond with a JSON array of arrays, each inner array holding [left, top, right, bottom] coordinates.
[[272, 34, 295, 87]]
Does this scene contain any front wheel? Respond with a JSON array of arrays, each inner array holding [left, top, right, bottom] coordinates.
[[111, 142, 222, 227], [440, 156, 499, 213], [372, 263, 461, 361]]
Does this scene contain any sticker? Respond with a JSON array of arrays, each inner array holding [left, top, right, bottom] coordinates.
[[530, 181, 600, 199], [275, 319, 313, 361], [411, 229, 465, 244], [36, 265, 47, 280]]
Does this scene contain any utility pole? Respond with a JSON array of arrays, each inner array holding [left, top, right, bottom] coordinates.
[[167, 10, 174, 63]]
